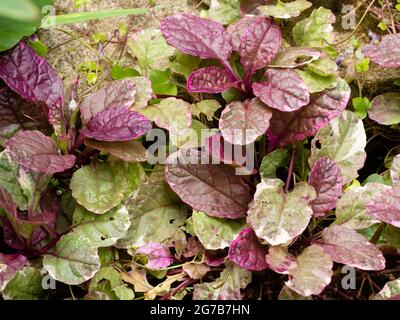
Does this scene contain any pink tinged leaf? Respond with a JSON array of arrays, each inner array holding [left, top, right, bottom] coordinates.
[[368, 93, 400, 126], [269, 78, 350, 147], [5, 130, 76, 174], [187, 67, 237, 93], [308, 157, 342, 217], [391, 154, 400, 185], [366, 186, 400, 228], [0, 253, 27, 290], [80, 107, 152, 142], [362, 34, 400, 68], [227, 16, 263, 51], [285, 245, 333, 297], [228, 227, 269, 271], [253, 69, 309, 112], [165, 148, 252, 219], [219, 98, 272, 145], [270, 47, 321, 69], [135, 243, 174, 269], [239, 17, 282, 76], [265, 246, 297, 274], [160, 14, 232, 62], [79, 79, 137, 124], [204, 251, 226, 267], [319, 225, 386, 271], [0, 42, 63, 109]]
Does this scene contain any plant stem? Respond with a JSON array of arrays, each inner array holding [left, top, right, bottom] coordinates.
[[159, 279, 196, 300], [284, 147, 296, 193], [370, 222, 385, 244]]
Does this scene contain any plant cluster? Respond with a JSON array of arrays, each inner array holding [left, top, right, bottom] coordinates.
[[0, 0, 400, 300]]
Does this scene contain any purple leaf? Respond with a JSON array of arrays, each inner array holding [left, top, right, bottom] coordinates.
[[308, 157, 342, 217], [366, 186, 400, 228], [239, 17, 282, 77], [253, 69, 309, 112], [269, 78, 350, 147], [187, 67, 237, 93], [165, 149, 252, 219], [204, 251, 226, 267], [318, 225, 386, 271], [228, 227, 269, 271], [265, 246, 297, 274], [0, 84, 50, 141], [204, 133, 247, 167], [81, 107, 152, 142], [135, 243, 174, 269], [5, 130, 76, 174], [362, 34, 400, 68], [219, 98, 272, 145], [227, 16, 261, 51], [160, 14, 232, 62], [0, 42, 63, 109], [0, 253, 27, 291], [79, 79, 137, 124]]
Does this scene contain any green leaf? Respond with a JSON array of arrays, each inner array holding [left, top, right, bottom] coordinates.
[[247, 179, 316, 245], [307, 57, 338, 76], [171, 53, 200, 79], [176, 120, 217, 149], [128, 28, 175, 74], [222, 88, 243, 104], [297, 69, 337, 93], [88, 266, 134, 300], [70, 160, 143, 214], [374, 279, 400, 300], [258, 0, 312, 19], [0, 0, 40, 22], [28, 38, 48, 57], [191, 99, 221, 121], [150, 69, 178, 96], [72, 205, 131, 247], [130, 76, 153, 110], [111, 64, 140, 80], [43, 232, 101, 285], [259, 149, 290, 180], [192, 210, 246, 250], [378, 22, 387, 31], [309, 111, 367, 185], [293, 7, 335, 48], [116, 178, 187, 248], [0, 151, 27, 210], [2, 267, 45, 300], [201, 0, 240, 25], [355, 58, 370, 73], [352, 97, 371, 120], [41, 8, 149, 28], [0, 0, 52, 52], [385, 225, 400, 249]]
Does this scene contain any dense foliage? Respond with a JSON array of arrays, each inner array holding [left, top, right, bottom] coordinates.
[[1, 0, 400, 300]]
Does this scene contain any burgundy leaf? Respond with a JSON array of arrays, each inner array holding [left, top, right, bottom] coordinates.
[[204, 251, 226, 267], [79, 79, 137, 124], [318, 225, 386, 271], [239, 17, 282, 77], [160, 14, 232, 62], [269, 78, 350, 147], [308, 157, 342, 217], [227, 16, 262, 51], [5, 130, 76, 174], [165, 149, 252, 219], [253, 69, 309, 112], [81, 107, 152, 142], [366, 186, 400, 227], [0, 84, 49, 141], [362, 34, 400, 68], [219, 98, 272, 145], [187, 67, 237, 93], [0, 42, 63, 109], [228, 227, 269, 271], [0, 253, 27, 290]]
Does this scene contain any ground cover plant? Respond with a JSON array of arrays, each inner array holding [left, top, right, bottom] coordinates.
[[1, 0, 400, 300]]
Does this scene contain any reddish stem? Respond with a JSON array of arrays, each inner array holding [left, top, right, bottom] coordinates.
[[284, 147, 296, 193]]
